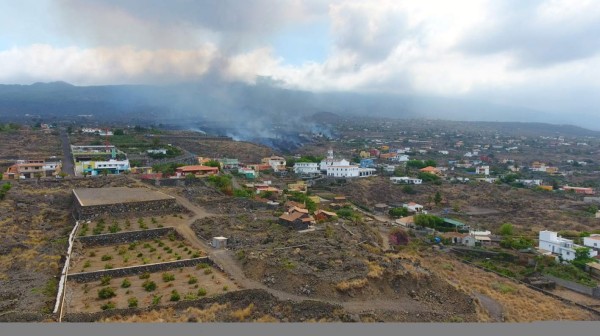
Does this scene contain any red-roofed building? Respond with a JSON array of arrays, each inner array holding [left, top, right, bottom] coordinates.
[[175, 165, 219, 177]]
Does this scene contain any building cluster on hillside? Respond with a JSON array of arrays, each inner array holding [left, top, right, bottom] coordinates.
[[72, 145, 130, 176]]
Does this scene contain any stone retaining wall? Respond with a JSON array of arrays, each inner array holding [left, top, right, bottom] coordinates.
[[76, 227, 177, 247], [75, 198, 180, 220], [543, 274, 600, 298], [68, 257, 212, 283]]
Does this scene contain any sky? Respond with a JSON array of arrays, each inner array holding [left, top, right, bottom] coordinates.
[[1, 0, 600, 124]]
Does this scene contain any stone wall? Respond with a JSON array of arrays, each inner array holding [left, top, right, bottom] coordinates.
[[68, 257, 212, 283], [543, 274, 600, 298], [75, 198, 179, 220], [76, 227, 177, 247]]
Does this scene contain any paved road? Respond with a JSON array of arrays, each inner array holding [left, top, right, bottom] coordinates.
[[59, 129, 75, 176]]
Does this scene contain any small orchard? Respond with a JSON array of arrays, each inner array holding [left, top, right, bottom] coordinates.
[[71, 235, 205, 272], [65, 263, 237, 313], [77, 214, 189, 236]]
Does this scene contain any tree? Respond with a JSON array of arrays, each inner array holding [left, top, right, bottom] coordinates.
[[34, 172, 42, 184], [498, 223, 514, 236], [417, 172, 440, 182], [434, 191, 442, 206], [389, 207, 409, 218], [113, 129, 124, 136], [572, 247, 596, 270], [402, 185, 416, 194]]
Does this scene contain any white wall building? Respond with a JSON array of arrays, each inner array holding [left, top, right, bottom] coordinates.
[[583, 235, 600, 251], [538, 230, 598, 261], [293, 162, 320, 175], [320, 149, 349, 171], [476, 166, 490, 176], [81, 128, 113, 136], [390, 176, 422, 185], [326, 165, 359, 178], [147, 149, 167, 155]]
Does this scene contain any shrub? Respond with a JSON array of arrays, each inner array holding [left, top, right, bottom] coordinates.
[[128, 297, 138, 308], [162, 272, 175, 282], [335, 279, 368, 292], [204, 268, 213, 275], [100, 275, 112, 286], [222, 286, 228, 292], [83, 260, 91, 268], [170, 290, 180, 301], [188, 276, 198, 285], [89, 252, 96, 257], [197, 288, 207, 296], [192, 252, 201, 258], [139, 272, 150, 279], [101, 301, 116, 310], [183, 292, 198, 301], [104, 264, 113, 270], [143, 280, 157, 292], [151, 295, 162, 306], [101, 254, 112, 261], [98, 287, 116, 299], [121, 278, 131, 288]]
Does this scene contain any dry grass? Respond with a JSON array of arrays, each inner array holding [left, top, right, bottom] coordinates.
[[421, 254, 596, 322], [230, 303, 254, 321], [335, 278, 368, 292], [366, 261, 384, 279], [101, 303, 230, 322], [255, 314, 278, 322]]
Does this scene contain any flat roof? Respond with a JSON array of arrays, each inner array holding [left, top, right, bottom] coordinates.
[[73, 187, 174, 207]]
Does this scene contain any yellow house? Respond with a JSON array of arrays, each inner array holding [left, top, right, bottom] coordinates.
[[308, 196, 321, 204], [380, 145, 390, 151], [359, 151, 370, 158]]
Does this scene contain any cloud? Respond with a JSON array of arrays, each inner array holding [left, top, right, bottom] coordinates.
[[457, 0, 600, 67]]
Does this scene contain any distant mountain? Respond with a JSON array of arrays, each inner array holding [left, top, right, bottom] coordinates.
[[0, 81, 598, 138]]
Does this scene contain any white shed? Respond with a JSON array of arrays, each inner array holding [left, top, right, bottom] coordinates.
[[212, 236, 228, 249]]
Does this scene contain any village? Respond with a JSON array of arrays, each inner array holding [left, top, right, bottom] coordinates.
[[1, 118, 600, 322]]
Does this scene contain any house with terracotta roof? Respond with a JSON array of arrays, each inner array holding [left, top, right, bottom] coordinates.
[[403, 202, 424, 213], [279, 207, 315, 230], [419, 166, 441, 175], [175, 165, 219, 177]]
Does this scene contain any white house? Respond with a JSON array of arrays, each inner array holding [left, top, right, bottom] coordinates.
[[583, 235, 600, 251], [516, 179, 543, 187], [391, 154, 410, 162], [404, 202, 424, 213], [390, 176, 422, 185], [464, 152, 474, 158], [326, 165, 359, 178], [293, 162, 320, 175], [147, 149, 167, 155], [264, 156, 286, 172], [538, 230, 598, 261], [81, 127, 113, 136], [438, 150, 449, 155], [320, 149, 349, 171], [475, 166, 490, 176]]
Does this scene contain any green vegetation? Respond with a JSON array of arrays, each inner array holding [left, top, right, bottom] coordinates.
[[151, 295, 162, 306], [152, 163, 185, 175], [389, 207, 409, 218], [101, 254, 112, 261], [162, 272, 175, 282], [434, 191, 442, 205], [407, 159, 437, 169], [170, 290, 180, 302], [402, 185, 416, 194], [417, 172, 440, 182], [287, 191, 317, 212], [233, 188, 254, 198], [586, 205, 598, 215], [128, 297, 138, 308], [499, 237, 534, 250], [0, 183, 12, 201], [544, 264, 597, 287], [197, 288, 207, 296], [207, 174, 233, 194], [572, 247, 597, 270], [143, 280, 157, 292], [498, 223, 514, 236], [101, 301, 116, 310], [121, 278, 131, 288], [98, 287, 116, 299], [0, 123, 20, 132], [100, 275, 112, 286], [188, 276, 198, 285], [414, 214, 444, 229]]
